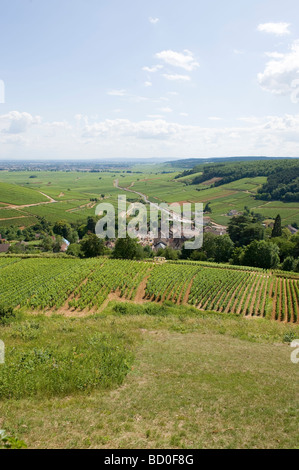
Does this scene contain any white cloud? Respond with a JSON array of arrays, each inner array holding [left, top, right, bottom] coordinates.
[[208, 116, 222, 121], [155, 49, 199, 71], [180, 112, 188, 117], [144, 81, 152, 87], [149, 17, 159, 24], [238, 116, 261, 124], [163, 73, 191, 81], [131, 95, 148, 103], [142, 65, 163, 73], [158, 107, 172, 113], [265, 52, 285, 59], [0, 111, 41, 134], [257, 22, 291, 36], [107, 89, 127, 96], [258, 40, 299, 95], [233, 49, 244, 55], [2, 111, 299, 159]]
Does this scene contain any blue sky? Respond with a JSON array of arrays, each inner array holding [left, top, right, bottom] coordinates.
[[0, 0, 299, 159]]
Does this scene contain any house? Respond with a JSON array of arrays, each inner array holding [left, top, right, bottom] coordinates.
[[227, 209, 241, 217], [204, 225, 227, 236], [60, 238, 70, 252], [105, 240, 115, 249], [154, 240, 167, 251], [0, 244, 10, 253], [287, 225, 298, 235]]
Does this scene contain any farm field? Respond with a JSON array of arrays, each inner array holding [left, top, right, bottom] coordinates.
[[0, 256, 298, 323], [1, 168, 299, 229], [0, 182, 48, 205]]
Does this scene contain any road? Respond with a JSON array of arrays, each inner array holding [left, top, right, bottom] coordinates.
[[114, 179, 196, 226]]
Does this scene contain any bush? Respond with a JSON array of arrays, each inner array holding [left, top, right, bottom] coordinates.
[[10, 321, 41, 341], [112, 302, 168, 317], [0, 430, 27, 449], [0, 305, 15, 325], [113, 303, 129, 315], [283, 331, 296, 343]]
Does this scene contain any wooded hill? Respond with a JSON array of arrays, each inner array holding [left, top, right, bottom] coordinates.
[[175, 159, 299, 202]]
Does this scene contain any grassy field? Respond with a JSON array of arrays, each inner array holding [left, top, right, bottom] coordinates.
[[0, 303, 298, 449]]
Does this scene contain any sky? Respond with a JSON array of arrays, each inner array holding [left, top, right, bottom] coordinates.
[[0, 0, 299, 160]]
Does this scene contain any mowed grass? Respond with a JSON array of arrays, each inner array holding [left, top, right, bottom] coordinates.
[[0, 303, 298, 449]]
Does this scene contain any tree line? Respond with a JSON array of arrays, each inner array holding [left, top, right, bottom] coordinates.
[[1, 211, 299, 272]]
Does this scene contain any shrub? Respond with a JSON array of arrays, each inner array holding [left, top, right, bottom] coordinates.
[[283, 331, 296, 343], [0, 430, 27, 449], [0, 305, 15, 325], [10, 321, 41, 341]]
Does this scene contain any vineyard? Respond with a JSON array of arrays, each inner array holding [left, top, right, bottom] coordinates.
[[0, 257, 298, 323]]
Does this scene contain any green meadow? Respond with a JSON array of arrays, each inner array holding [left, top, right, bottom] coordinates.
[[0, 304, 298, 449]]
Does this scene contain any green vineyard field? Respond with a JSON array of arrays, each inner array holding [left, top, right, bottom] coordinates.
[[0, 257, 298, 323]]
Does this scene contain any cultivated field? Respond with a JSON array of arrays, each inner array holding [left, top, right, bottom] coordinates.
[[1, 257, 298, 323], [1, 168, 299, 229]]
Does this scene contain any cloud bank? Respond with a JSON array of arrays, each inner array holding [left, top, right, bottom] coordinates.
[[1, 111, 299, 159]]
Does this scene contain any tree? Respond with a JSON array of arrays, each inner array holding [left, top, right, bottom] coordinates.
[[293, 234, 299, 258], [202, 232, 217, 259], [78, 224, 87, 239], [282, 256, 295, 272], [143, 245, 154, 258], [86, 216, 97, 233], [67, 243, 82, 257], [113, 237, 144, 260], [228, 214, 264, 246], [242, 240, 280, 269], [53, 235, 63, 253], [22, 228, 35, 242], [67, 229, 79, 244], [157, 246, 179, 260], [80, 233, 104, 258], [53, 220, 71, 239], [214, 235, 234, 262], [230, 246, 245, 265], [270, 237, 295, 261], [271, 214, 282, 238], [204, 202, 212, 213], [9, 243, 25, 254], [41, 235, 54, 252], [189, 250, 207, 261]]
